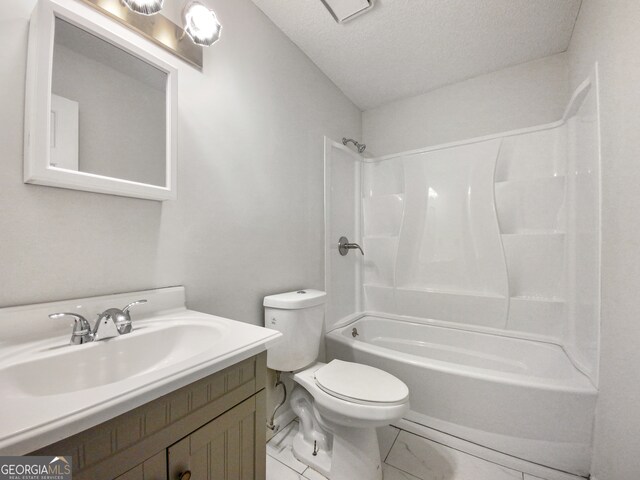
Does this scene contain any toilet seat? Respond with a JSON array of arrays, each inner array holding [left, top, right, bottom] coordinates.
[[292, 362, 410, 428], [314, 359, 409, 406]]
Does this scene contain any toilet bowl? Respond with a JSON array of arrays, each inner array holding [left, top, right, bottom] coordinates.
[[264, 290, 410, 480], [289, 361, 409, 479]]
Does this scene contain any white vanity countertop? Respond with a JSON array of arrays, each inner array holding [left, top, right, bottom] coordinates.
[[0, 287, 281, 455]]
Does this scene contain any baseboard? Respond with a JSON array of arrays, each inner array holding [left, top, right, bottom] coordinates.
[[395, 418, 589, 480]]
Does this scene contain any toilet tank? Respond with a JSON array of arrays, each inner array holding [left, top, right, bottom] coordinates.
[[263, 289, 327, 372]]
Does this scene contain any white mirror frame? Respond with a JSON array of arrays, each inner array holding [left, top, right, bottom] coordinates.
[[24, 0, 178, 201]]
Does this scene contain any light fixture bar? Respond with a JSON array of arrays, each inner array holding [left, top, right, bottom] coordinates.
[[78, 0, 203, 69], [121, 0, 163, 16]]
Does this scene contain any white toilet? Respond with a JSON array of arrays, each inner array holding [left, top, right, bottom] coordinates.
[[264, 290, 409, 480]]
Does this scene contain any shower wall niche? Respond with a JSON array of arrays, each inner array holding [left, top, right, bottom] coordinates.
[[359, 71, 601, 383]]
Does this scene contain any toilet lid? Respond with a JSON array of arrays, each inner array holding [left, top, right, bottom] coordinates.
[[314, 360, 409, 405]]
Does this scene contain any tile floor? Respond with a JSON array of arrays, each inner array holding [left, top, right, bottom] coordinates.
[[266, 420, 555, 480]]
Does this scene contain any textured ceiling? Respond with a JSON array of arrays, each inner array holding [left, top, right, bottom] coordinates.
[[251, 0, 581, 110]]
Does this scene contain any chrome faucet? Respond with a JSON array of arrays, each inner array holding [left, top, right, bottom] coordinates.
[[96, 300, 148, 338], [338, 236, 364, 256], [92, 309, 122, 341], [49, 313, 93, 345], [50, 299, 147, 345]]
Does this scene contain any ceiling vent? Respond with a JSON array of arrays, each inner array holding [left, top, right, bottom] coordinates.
[[321, 0, 375, 23]]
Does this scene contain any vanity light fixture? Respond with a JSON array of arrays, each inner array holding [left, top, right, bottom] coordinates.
[[182, 1, 221, 46], [121, 0, 164, 16]]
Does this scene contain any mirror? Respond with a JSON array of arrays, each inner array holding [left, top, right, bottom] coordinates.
[[51, 18, 167, 186], [25, 0, 177, 201]]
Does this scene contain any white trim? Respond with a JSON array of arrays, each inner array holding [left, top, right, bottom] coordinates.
[[552, 64, 602, 387], [354, 150, 363, 312], [561, 75, 593, 122], [323, 137, 332, 295], [594, 61, 603, 388], [24, 0, 178, 201], [323, 137, 364, 324]]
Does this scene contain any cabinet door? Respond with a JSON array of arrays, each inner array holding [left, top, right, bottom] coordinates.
[[115, 451, 167, 480], [168, 393, 266, 480]]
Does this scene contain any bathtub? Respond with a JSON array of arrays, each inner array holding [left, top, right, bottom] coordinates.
[[325, 314, 597, 476]]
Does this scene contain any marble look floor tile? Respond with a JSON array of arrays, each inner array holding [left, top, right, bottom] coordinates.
[[386, 431, 523, 480], [267, 420, 307, 473], [378, 425, 401, 461], [266, 456, 306, 480], [382, 463, 423, 480], [303, 466, 329, 480]]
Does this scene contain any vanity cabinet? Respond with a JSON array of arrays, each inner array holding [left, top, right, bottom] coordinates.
[[32, 353, 267, 480], [167, 395, 261, 480], [114, 452, 167, 480]]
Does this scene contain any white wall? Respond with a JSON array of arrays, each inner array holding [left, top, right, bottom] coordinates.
[[567, 1, 640, 479], [362, 53, 569, 156], [175, 0, 361, 323], [0, 0, 360, 318]]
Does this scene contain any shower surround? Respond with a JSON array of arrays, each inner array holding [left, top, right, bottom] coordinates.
[[324, 69, 600, 476]]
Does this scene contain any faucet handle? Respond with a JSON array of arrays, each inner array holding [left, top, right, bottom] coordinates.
[[116, 299, 148, 335], [49, 312, 93, 345], [338, 236, 365, 256], [122, 299, 147, 314]]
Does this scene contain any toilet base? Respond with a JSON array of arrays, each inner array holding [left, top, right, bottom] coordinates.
[[328, 425, 382, 480], [290, 385, 383, 480], [292, 429, 332, 477], [292, 422, 383, 480]]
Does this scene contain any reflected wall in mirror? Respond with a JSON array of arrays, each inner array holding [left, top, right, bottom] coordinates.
[[52, 18, 167, 187], [25, 0, 178, 201]]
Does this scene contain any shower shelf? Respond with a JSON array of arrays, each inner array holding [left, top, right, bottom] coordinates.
[[393, 285, 507, 299], [494, 174, 566, 186], [362, 192, 405, 198], [510, 295, 565, 303], [501, 232, 565, 237], [495, 175, 566, 234], [502, 233, 565, 299]]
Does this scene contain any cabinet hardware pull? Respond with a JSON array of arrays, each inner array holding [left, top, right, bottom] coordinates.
[[178, 471, 191, 480]]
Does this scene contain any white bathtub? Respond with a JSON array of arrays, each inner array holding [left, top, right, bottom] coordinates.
[[325, 314, 597, 476]]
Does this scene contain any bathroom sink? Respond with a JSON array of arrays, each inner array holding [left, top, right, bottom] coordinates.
[[0, 289, 282, 456], [0, 322, 224, 396]]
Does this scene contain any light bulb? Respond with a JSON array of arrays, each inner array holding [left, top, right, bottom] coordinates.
[[122, 0, 164, 15], [183, 1, 221, 47]]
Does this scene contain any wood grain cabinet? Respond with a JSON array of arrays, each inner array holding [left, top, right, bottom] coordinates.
[[34, 353, 267, 480], [114, 452, 167, 480], [168, 395, 265, 480]]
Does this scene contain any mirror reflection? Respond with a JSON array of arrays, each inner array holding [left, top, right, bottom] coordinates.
[[51, 18, 167, 187]]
